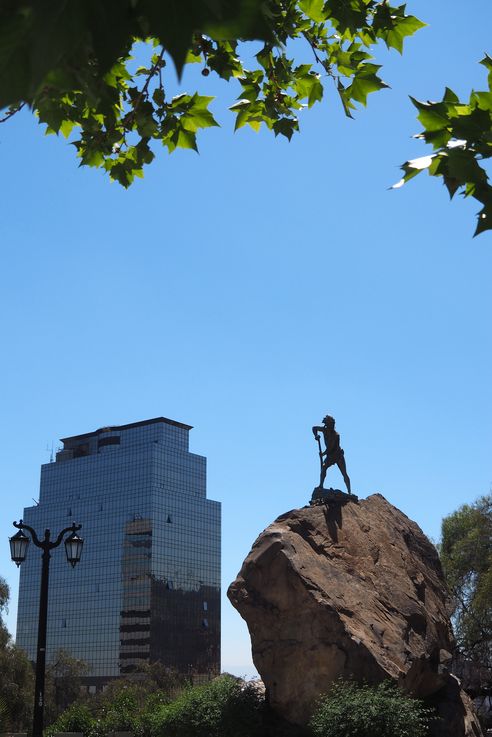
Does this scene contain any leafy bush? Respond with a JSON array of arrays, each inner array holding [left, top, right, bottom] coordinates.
[[45, 674, 265, 737], [46, 689, 145, 737], [148, 674, 264, 737], [44, 668, 187, 737], [92, 688, 141, 737], [45, 703, 95, 736], [137, 691, 174, 737], [309, 681, 433, 737]]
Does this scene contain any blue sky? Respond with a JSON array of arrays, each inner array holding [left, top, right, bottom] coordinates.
[[0, 0, 491, 677]]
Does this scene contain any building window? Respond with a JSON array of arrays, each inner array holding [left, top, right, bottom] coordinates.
[[167, 515, 172, 523], [203, 602, 208, 611]]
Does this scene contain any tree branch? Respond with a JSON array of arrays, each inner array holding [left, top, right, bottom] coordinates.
[[0, 103, 25, 124]]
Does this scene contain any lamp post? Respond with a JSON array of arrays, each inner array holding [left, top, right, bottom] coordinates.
[[9, 520, 84, 737]]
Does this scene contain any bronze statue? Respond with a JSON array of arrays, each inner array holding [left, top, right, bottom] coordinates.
[[312, 415, 351, 494]]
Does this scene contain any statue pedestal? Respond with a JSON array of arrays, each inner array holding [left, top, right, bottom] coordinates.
[[310, 487, 359, 505]]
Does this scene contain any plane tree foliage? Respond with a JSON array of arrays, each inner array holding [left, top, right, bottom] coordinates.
[[0, 0, 423, 186], [394, 56, 492, 236], [440, 494, 492, 669], [1, 0, 491, 235]]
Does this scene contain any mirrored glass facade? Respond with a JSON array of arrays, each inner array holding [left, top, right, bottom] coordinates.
[[16, 417, 221, 684]]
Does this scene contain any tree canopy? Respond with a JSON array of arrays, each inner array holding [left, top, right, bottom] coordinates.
[[0, 576, 34, 732], [0, 1, 424, 179], [440, 494, 492, 670], [1, 0, 491, 234], [0, 577, 10, 650]]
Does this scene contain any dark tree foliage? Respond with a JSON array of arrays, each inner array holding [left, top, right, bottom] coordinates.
[[43, 649, 89, 725], [441, 494, 492, 670], [0, 576, 35, 732], [0, 577, 8, 614]]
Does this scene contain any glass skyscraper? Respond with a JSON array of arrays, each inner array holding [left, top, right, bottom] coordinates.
[[16, 417, 221, 687]]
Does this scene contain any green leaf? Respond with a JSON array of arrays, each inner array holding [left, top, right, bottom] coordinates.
[[169, 93, 192, 112], [415, 128, 452, 150], [299, 0, 326, 23], [176, 127, 198, 150], [206, 41, 243, 80], [181, 107, 219, 132], [442, 87, 459, 104], [410, 98, 450, 132], [189, 94, 215, 111], [246, 118, 262, 132], [479, 53, 492, 87], [272, 117, 298, 140], [445, 148, 488, 186], [152, 87, 165, 106], [474, 202, 492, 235], [480, 53, 492, 72], [185, 49, 202, 64], [325, 0, 368, 35], [293, 67, 323, 107], [346, 65, 389, 106], [230, 99, 264, 132], [472, 91, 492, 112], [60, 119, 76, 138], [384, 15, 426, 54]]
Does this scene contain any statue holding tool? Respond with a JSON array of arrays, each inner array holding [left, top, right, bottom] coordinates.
[[312, 415, 352, 494]]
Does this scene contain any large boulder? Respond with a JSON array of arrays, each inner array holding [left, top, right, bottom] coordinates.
[[228, 493, 482, 737]]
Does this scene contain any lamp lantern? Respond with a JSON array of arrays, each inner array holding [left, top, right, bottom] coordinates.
[[9, 528, 30, 566], [64, 530, 84, 568]]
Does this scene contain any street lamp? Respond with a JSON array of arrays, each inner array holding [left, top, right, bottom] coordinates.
[[9, 528, 30, 566], [64, 530, 84, 568], [9, 520, 84, 737]]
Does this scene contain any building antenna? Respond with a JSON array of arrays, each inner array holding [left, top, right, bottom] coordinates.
[[46, 442, 54, 463]]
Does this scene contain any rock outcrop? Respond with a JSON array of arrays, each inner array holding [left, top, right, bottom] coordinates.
[[228, 493, 482, 737]]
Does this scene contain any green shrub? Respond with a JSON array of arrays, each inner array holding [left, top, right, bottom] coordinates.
[[92, 688, 140, 737], [45, 703, 95, 736], [148, 674, 264, 737], [137, 690, 173, 736], [309, 681, 433, 737]]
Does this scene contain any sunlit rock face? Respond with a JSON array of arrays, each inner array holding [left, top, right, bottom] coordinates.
[[228, 494, 482, 737]]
